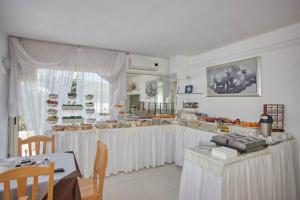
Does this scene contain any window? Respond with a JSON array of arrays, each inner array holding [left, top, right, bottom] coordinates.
[[18, 69, 110, 137]]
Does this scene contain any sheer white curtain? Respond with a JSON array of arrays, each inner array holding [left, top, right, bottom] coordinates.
[[20, 68, 73, 134], [9, 37, 127, 134], [76, 72, 110, 114]]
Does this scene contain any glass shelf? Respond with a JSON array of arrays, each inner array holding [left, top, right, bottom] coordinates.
[[176, 92, 203, 95]]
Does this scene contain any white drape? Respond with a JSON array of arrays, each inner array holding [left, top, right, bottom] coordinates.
[[20, 68, 74, 134], [9, 37, 127, 118]]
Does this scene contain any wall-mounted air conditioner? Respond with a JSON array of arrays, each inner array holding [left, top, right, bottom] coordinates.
[[128, 55, 159, 71]]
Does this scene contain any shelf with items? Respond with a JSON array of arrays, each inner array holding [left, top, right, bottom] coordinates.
[[176, 92, 203, 95], [84, 94, 95, 127], [46, 94, 59, 125], [62, 92, 84, 126]]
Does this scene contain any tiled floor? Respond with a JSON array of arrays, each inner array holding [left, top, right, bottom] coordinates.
[[104, 164, 182, 200]]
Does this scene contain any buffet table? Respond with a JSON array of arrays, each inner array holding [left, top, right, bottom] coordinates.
[[55, 125, 215, 177], [178, 139, 297, 200]]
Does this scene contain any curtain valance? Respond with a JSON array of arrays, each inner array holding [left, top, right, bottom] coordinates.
[[8, 37, 127, 117]]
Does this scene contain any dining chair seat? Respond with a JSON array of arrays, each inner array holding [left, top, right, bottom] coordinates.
[[78, 178, 99, 200]]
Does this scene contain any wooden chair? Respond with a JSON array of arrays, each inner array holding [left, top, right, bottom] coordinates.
[[79, 140, 108, 200], [18, 135, 55, 157], [0, 161, 55, 200]]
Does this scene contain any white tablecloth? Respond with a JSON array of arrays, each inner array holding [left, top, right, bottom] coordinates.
[[179, 140, 298, 200], [0, 153, 76, 200], [55, 125, 215, 177]]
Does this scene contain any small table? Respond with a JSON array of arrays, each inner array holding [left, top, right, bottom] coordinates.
[[179, 140, 297, 200], [0, 153, 81, 200]]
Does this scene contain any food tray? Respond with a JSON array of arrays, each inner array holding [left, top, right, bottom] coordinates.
[[86, 118, 96, 123], [62, 118, 84, 124], [52, 125, 65, 131], [48, 94, 58, 99], [48, 103, 58, 107], [81, 124, 93, 130], [85, 95, 94, 100], [47, 120, 58, 124], [47, 109, 58, 115], [85, 103, 94, 108], [85, 109, 95, 114], [211, 134, 267, 153], [62, 105, 83, 110], [65, 125, 80, 131]]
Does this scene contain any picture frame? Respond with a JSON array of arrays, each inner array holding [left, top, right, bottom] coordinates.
[[145, 80, 158, 97], [206, 57, 262, 97], [185, 85, 193, 93]]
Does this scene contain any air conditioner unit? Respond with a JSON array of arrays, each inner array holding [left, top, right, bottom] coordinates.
[[129, 56, 159, 71]]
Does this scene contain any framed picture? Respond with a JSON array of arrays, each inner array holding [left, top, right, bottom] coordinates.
[[206, 57, 261, 97], [145, 80, 158, 97], [185, 85, 193, 93]]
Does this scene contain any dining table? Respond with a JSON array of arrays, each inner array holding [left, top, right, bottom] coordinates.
[[0, 152, 82, 200]]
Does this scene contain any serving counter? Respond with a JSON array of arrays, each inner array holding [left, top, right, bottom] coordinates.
[[55, 124, 298, 199], [178, 139, 297, 200], [55, 125, 215, 177]]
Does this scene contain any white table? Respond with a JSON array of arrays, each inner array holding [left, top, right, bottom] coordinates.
[[179, 140, 298, 200], [55, 125, 215, 177], [0, 153, 77, 200]]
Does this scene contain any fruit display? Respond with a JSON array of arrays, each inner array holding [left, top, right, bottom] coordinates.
[[85, 94, 94, 100], [203, 117, 259, 128], [232, 118, 259, 128], [47, 99, 58, 107]]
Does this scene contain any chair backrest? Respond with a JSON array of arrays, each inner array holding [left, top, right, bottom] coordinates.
[[93, 141, 108, 199], [18, 135, 55, 157], [0, 161, 55, 200]]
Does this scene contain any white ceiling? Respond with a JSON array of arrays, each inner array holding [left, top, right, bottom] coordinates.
[[1, 0, 300, 58]]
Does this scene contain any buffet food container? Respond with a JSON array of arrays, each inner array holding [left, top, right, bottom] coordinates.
[[81, 123, 93, 130], [52, 125, 65, 131]]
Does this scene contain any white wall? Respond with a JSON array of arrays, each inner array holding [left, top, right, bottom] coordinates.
[[170, 23, 300, 195], [0, 26, 8, 159], [171, 22, 300, 133]]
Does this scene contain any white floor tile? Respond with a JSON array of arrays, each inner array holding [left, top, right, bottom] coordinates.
[[105, 179, 150, 200], [105, 172, 135, 185], [104, 164, 181, 200], [151, 189, 179, 200], [134, 173, 178, 196]]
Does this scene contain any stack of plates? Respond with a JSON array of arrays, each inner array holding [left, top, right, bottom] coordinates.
[[211, 146, 238, 160]]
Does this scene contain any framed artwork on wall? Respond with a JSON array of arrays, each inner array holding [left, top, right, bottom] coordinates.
[[145, 80, 158, 97], [206, 57, 261, 97]]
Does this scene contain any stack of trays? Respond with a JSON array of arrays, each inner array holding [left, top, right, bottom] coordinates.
[[211, 133, 267, 153]]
